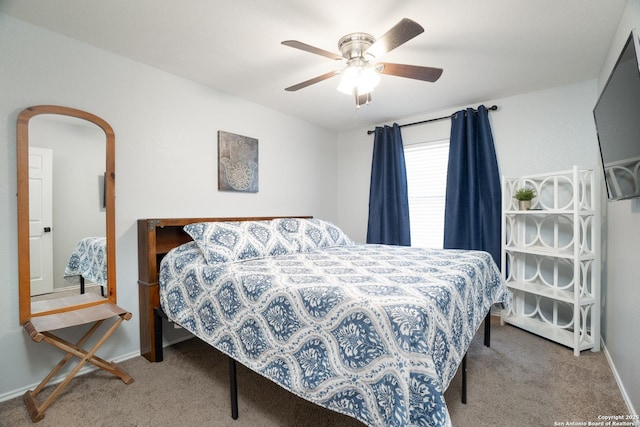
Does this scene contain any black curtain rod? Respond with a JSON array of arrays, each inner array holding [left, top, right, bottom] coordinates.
[[366, 105, 498, 135]]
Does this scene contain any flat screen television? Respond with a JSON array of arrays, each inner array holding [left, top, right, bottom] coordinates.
[[593, 29, 640, 201]]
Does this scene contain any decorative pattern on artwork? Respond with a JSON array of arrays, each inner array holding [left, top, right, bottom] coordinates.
[[218, 130, 258, 192], [160, 221, 510, 427]]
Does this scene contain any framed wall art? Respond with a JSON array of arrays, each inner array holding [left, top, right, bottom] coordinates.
[[217, 130, 259, 193]]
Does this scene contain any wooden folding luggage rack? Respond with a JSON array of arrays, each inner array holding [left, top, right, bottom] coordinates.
[[22, 294, 133, 422]]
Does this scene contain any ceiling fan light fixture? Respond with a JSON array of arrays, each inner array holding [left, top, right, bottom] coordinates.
[[337, 63, 380, 95], [283, 18, 441, 106]]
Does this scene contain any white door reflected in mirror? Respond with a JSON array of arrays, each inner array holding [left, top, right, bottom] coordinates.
[[28, 147, 54, 296]]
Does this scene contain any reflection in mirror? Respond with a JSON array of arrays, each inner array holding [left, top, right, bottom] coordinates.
[[29, 115, 105, 299], [17, 106, 116, 324]]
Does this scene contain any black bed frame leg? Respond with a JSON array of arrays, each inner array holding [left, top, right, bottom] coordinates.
[[461, 354, 467, 404], [461, 312, 490, 404], [229, 357, 238, 420], [484, 312, 491, 347], [153, 307, 165, 362]]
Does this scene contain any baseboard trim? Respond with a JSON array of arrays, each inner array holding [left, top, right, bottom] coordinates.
[[602, 339, 638, 421]]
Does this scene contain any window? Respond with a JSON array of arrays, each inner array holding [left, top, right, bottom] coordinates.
[[404, 139, 449, 248]]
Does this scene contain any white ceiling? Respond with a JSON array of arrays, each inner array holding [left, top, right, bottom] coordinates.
[[0, 0, 628, 132]]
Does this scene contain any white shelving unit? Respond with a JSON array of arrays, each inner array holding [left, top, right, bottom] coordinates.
[[501, 166, 601, 356]]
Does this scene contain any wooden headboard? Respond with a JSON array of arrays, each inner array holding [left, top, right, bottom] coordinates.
[[137, 216, 312, 362]]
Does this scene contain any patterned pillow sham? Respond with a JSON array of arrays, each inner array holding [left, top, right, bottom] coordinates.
[[184, 218, 353, 266], [272, 217, 353, 251], [184, 220, 296, 265]]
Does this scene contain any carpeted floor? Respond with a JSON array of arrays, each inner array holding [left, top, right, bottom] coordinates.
[[0, 317, 630, 427]]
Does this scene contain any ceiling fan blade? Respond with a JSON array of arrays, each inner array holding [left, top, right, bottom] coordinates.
[[378, 63, 443, 82], [366, 18, 424, 59], [282, 40, 343, 61], [285, 71, 339, 91]]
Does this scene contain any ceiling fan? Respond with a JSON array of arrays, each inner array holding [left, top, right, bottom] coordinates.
[[282, 18, 443, 107]]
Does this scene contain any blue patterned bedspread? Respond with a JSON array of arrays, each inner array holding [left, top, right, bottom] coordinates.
[[159, 220, 510, 427], [63, 237, 107, 286]]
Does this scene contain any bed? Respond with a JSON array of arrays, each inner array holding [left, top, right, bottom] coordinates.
[[137, 217, 510, 427], [64, 236, 107, 293]]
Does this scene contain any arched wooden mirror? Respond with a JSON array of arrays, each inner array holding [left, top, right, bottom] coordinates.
[[17, 105, 116, 324]]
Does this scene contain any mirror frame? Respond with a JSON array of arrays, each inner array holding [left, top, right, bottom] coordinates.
[[17, 105, 116, 324]]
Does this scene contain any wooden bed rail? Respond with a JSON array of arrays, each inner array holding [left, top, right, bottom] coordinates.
[[137, 216, 311, 362]]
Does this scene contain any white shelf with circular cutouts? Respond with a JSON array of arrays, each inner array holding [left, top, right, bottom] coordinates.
[[500, 166, 601, 356]]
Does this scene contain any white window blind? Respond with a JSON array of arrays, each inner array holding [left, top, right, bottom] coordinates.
[[404, 139, 449, 248]]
